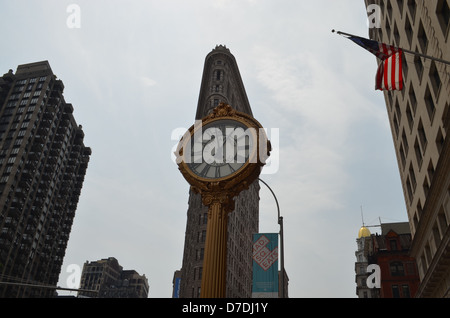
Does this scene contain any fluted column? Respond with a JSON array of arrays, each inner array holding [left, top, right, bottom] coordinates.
[[200, 192, 234, 298]]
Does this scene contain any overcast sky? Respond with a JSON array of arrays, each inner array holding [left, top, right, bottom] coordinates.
[[0, 0, 409, 298]]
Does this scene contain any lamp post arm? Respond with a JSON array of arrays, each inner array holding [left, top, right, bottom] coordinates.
[[258, 178, 286, 298], [258, 178, 280, 221]]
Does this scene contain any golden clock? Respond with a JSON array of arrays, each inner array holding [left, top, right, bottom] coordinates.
[[176, 103, 270, 198]]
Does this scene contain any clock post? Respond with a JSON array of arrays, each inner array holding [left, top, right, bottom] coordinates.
[[176, 103, 270, 298], [200, 190, 234, 297]]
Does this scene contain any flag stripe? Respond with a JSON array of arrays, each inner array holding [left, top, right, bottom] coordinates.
[[347, 35, 404, 91], [391, 55, 396, 90], [385, 56, 390, 90], [398, 52, 403, 90]]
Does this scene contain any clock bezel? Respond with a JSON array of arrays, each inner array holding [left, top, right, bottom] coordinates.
[[183, 117, 258, 182], [176, 103, 270, 194]]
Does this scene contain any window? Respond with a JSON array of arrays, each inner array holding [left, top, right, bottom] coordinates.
[[429, 61, 441, 98], [432, 223, 441, 247], [395, 101, 401, 122], [425, 244, 432, 265], [401, 129, 409, 154], [443, 103, 449, 128], [393, 114, 399, 137], [427, 159, 435, 182], [414, 55, 425, 85], [408, 85, 417, 113], [406, 177, 413, 203], [406, 103, 414, 130], [392, 285, 400, 298], [359, 266, 365, 274], [436, 0, 449, 36], [424, 85, 435, 122], [13, 85, 24, 93], [397, 0, 404, 15], [414, 138, 423, 167], [200, 230, 206, 242], [387, 1, 393, 21], [413, 213, 419, 232], [423, 177, 430, 197], [390, 261, 405, 276], [436, 128, 445, 154], [393, 23, 400, 46], [405, 15, 413, 48], [399, 144, 406, 169], [390, 239, 398, 251], [402, 285, 411, 298], [406, 261, 417, 275], [409, 164, 416, 190], [438, 208, 448, 242], [402, 53, 408, 81], [407, 0, 416, 20], [418, 120, 427, 152], [417, 21, 428, 53]]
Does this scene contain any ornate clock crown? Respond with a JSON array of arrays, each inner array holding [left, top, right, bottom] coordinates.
[[206, 103, 236, 119]]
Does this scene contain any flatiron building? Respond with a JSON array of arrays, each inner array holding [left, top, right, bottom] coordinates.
[[177, 45, 260, 298], [364, 0, 450, 297], [0, 61, 91, 297]]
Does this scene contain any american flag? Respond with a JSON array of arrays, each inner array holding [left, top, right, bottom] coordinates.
[[347, 35, 403, 91]]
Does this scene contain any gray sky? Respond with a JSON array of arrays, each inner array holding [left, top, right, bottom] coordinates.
[[0, 0, 408, 298]]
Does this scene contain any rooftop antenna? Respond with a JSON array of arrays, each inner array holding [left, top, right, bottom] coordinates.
[[360, 205, 365, 226]]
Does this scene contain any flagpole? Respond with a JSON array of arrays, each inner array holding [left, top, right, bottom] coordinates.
[[332, 30, 450, 66]]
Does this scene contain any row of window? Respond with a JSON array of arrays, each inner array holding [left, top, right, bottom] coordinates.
[[377, 0, 448, 50], [391, 283, 411, 297], [358, 260, 416, 276], [15, 76, 46, 86], [418, 205, 449, 278]]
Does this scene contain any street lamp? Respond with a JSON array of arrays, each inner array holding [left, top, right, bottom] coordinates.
[[258, 178, 286, 298]]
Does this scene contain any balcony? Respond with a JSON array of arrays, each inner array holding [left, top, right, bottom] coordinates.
[[52, 80, 64, 93]]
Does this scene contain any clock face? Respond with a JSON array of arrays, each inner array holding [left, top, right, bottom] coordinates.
[[185, 119, 256, 180]]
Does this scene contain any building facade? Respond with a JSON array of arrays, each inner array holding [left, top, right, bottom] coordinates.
[[0, 61, 91, 297], [355, 222, 420, 298], [364, 0, 450, 297], [369, 223, 420, 298], [177, 45, 260, 298], [78, 257, 149, 298], [355, 226, 380, 298]]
